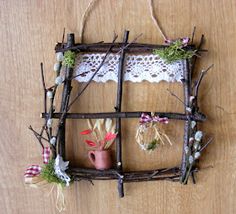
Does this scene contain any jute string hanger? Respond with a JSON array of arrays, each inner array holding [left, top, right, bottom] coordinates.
[[79, 0, 169, 43]]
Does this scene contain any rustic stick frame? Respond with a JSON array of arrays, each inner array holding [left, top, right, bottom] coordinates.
[[41, 30, 209, 197]]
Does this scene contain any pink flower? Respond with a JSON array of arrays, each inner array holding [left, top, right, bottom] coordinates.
[[181, 37, 190, 46]]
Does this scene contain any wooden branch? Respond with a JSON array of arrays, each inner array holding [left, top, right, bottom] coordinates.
[[40, 63, 50, 141], [167, 88, 187, 107], [56, 33, 75, 158], [69, 167, 180, 176], [70, 167, 199, 184], [28, 126, 49, 145], [116, 33, 142, 55], [46, 28, 65, 140], [41, 111, 206, 121], [200, 137, 213, 152], [194, 64, 214, 97], [192, 34, 205, 73], [115, 30, 129, 198], [69, 166, 181, 182], [73, 174, 180, 182], [55, 42, 198, 53], [46, 59, 63, 142], [40, 63, 47, 113], [181, 59, 192, 184], [191, 171, 196, 184], [61, 27, 65, 49], [191, 26, 196, 45]]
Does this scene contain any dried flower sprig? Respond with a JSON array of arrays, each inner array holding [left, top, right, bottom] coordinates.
[[80, 119, 117, 150]]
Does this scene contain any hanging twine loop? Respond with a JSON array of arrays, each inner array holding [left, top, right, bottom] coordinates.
[[80, 0, 99, 43], [79, 0, 168, 43], [148, 0, 168, 42]]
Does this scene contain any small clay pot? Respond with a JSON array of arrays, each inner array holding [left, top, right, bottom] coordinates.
[[88, 150, 112, 170]]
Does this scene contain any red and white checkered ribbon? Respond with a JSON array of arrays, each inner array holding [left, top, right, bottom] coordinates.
[[139, 113, 169, 124], [24, 165, 42, 178], [24, 147, 51, 178], [42, 146, 50, 164]]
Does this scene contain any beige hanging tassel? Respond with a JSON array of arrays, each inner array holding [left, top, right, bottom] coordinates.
[[56, 184, 66, 212]]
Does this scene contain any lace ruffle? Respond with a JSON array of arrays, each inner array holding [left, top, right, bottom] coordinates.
[[74, 53, 186, 83]]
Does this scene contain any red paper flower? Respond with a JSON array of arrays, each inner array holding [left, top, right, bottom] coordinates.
[[104, 132, 117, 142], [80, 129, 92, 135], [85, 140, 97, 147]]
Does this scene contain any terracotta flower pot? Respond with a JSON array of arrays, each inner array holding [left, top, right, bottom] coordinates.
[[88, 150, 112, 170]]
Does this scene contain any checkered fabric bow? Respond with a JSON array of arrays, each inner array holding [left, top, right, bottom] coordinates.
[[24, 165, 42, 177], [42, 147, 50, 164], [139, 113, 169, 124], [24, 147, 50, 178]]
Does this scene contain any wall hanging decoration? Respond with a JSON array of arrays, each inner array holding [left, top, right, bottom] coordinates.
[[24, 0, 213, 211]]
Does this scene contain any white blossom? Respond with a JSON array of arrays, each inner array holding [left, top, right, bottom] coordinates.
[[184, 146, 189, 154], [195, 131, 203, 141], [46, 91, 53, 99], [193, 141, 199, 150], [47, 119, 53, 128], [189, 137, 194, 144], [191, 121, 196, 129], [56, 52, 64, 62], [53, 62, 60, 72], [194, 152, 201, 160], [55, 76, 63, 85], [189, 155, 194, 164], [50, 137, 56, 146], [189, 96, 195, 103], [186, 107, 192, 113]]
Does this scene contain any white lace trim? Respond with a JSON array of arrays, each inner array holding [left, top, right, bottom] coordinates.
[[74, 53, 186, 83]]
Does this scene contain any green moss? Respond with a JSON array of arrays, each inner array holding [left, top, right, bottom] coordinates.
[[153, 40, 196, 63], [62, 51, 76, 68], [147, 139, 159, 151], [41, 159, 66, 186]]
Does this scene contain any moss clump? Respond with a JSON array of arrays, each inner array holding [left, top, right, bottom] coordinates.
[[41, 159, 65, 186], [147, 139, 159, 151], [154, 40, 196, 63], [62, 50, 76, 68]]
